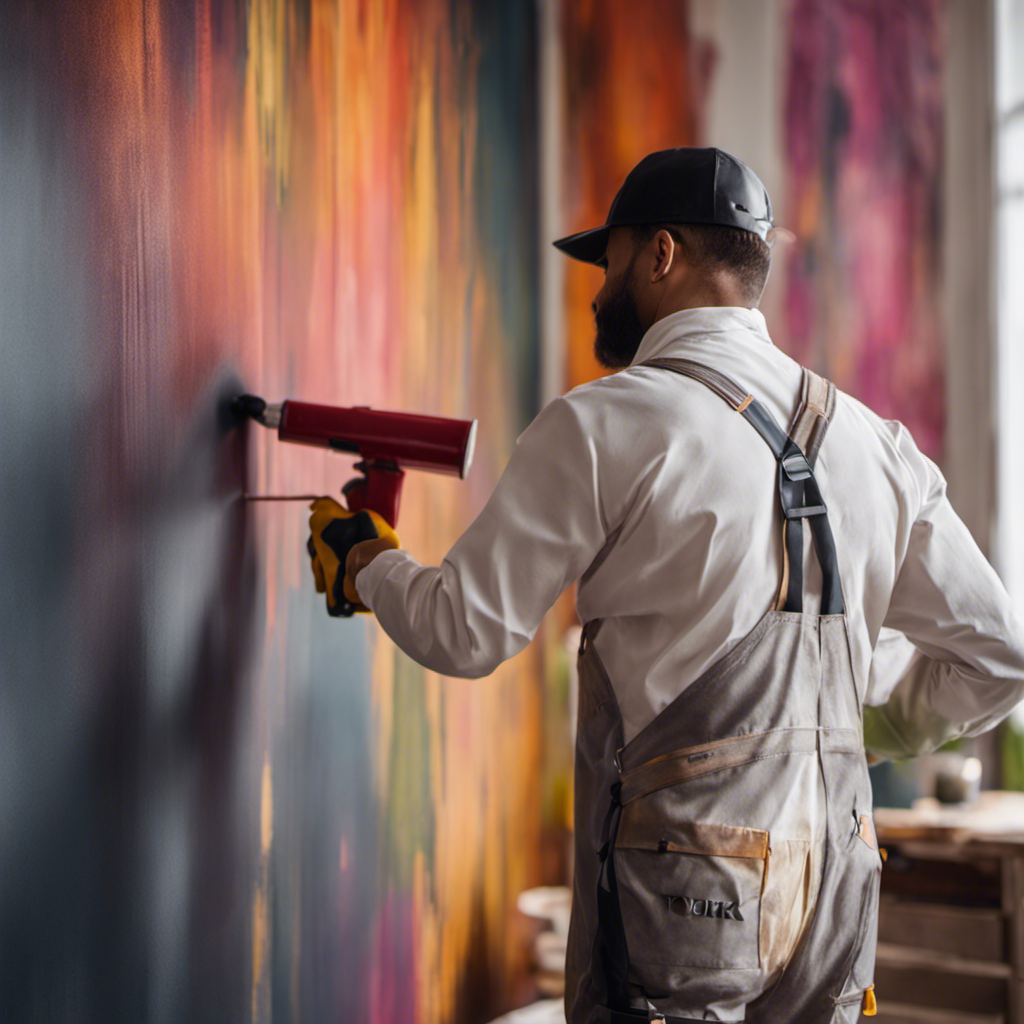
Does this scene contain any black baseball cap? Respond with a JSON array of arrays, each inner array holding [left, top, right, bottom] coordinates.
[[553, 147, 774, 265]]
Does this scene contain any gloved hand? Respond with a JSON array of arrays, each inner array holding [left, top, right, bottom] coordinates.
[[307, 497, 401, 617]]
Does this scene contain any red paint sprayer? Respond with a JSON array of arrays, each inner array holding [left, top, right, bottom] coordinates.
[[233, 394, 477, 527]]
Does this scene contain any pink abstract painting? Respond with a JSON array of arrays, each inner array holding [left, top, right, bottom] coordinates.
[[783, 0, 945, 458]]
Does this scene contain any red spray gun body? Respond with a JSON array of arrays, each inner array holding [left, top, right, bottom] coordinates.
[[234, 395, 477, 527]]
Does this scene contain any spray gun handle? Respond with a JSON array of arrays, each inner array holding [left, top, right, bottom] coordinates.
[[341, 460, 405, 528]]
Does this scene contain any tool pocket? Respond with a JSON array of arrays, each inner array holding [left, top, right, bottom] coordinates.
[[833, 810, 883, 1013], [614, 813, 768, 978]]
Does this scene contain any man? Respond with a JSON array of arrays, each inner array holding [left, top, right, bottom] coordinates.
[[311, 148, 1024, 1023]]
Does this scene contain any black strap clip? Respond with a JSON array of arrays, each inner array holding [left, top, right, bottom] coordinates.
[[781, 452, 813, 481], [785, 503, 827, 519]]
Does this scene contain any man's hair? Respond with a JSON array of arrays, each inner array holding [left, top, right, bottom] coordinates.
[[630, 223, 771, 306]]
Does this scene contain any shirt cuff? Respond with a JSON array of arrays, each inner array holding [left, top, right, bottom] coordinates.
[[354, 548, 413, 609]]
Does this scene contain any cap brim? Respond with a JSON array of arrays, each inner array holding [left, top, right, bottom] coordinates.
[[552, 225, 611, 264]]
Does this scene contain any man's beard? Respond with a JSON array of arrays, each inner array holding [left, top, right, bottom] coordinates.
[[593, 259, 648, 369]]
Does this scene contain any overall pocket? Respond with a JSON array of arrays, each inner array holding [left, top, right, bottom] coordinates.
[[614, 810, 768, 975], [833, 810, 883, 1012]]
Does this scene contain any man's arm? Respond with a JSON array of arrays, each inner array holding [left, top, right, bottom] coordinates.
[[347, 394, 614, 678], [864, 425, 1024, 760]]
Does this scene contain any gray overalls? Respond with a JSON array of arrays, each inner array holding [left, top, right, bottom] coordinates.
[[565, 358, 881, 1024]]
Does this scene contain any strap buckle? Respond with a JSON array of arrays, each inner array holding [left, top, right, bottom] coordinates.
[[781, 452, 812, 481]]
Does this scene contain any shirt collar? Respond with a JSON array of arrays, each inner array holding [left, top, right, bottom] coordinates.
[[629, 306, 773, 367]]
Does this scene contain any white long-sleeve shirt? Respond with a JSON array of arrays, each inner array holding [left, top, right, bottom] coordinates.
[[355, 306, 1024, 753]]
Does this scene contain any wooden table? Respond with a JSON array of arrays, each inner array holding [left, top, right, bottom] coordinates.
[[871, 791, 1024, 1024]]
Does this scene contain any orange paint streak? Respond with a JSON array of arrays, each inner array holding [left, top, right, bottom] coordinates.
[[251, 759, 274, 1021], [561, 0, 707, 389]]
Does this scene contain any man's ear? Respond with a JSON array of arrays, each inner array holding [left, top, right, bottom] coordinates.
[[651, 229, 677, 283]]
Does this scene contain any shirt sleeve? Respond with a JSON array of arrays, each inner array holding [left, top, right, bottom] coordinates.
[[351, 394, 613, 678], [863, 424, 1024, 760]]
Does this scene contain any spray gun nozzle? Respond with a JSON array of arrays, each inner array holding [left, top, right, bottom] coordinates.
[[232, 394, 283, 429], [232, 393, 267, 421]]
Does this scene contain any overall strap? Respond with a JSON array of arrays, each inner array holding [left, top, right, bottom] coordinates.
[[641, 357, 843, 616], [778, 367, 839, 614], [790, 367, 836, 467]]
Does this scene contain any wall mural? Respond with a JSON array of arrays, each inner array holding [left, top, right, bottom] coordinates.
[[783, 0, 945, 458], [0, 2, 543, 1023]]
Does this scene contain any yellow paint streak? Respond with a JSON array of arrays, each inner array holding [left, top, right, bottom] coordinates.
[[248, 0, 292, 194], [251, 758, 273, 1022], [251, 885, 267, 1022]]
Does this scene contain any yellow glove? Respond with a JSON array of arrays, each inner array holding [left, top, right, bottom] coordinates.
[[307, 497, 401, 617]]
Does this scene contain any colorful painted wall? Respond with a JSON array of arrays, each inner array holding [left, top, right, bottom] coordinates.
[[0, 2, 544, 1022]]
